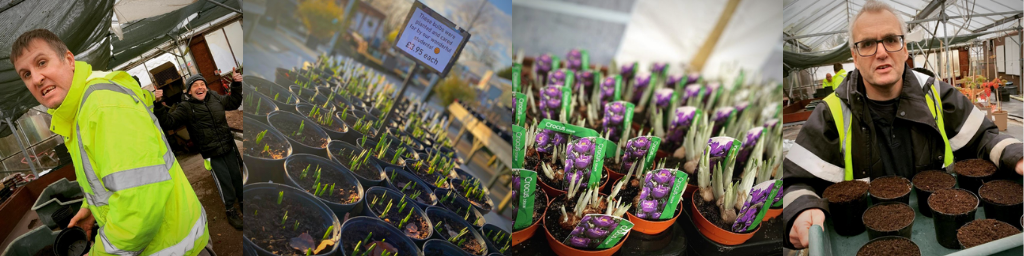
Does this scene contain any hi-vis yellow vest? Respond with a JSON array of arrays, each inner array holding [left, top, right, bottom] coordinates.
[[48, 61, 208, 256], [823, 71, 953, 180]]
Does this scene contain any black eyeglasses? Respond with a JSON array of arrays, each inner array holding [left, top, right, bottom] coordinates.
[[853, 35, 905, 57]]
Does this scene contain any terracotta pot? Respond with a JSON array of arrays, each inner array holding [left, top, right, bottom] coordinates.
[[510, 189, 550, 247], [626, 201, 683, 235], [690, 192, 759, 245], [762, 206, 783, 222], [543, 218, 629, 256]]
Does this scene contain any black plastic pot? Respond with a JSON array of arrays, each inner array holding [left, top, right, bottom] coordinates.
[[243, 90, 279, 124], [269, 111, 331, 159], [451, 178, 494, 214], [979, 181, 1024, 230], [422, 239, 471, 256], [955, 160, 997, 194], [247, 76, 299, 114], [480, 224, 509, 255], [856, 236, 920, 256], [449, 168, 476, 181], [243, 183, 341, 256], [54, 227, 89, 256], [372, 148, 409, 170], [425, 206, 489, 255], [289, 85, 319, 103], [243, 116, 293, 184], [327, 140, 386, 188], [825, 186, 868, 236], [383, 167, 439, 210], [296, 103, 350, 141], [863, 202, 914, 239], [339, 216, 422, 256], [869, 176, 912, 205], [930, 188, 979, 249], [434, 188, 486, 229], [285, 153, 365, 219], [363, 187, 434, 246], [912, 171, 955, 218]]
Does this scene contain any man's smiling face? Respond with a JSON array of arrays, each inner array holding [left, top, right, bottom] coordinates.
[[190, 80, 208, 101], [14, 38, 75, 109]]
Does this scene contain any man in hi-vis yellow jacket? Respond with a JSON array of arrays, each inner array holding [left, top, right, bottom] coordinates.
[[11, 29, 211, 255]]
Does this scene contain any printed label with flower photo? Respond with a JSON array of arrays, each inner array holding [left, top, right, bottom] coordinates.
[[562, 214, 634, 250], [635, 168, 688, 220], [733, 179, 783, 232], [563, 137, 605, 190]]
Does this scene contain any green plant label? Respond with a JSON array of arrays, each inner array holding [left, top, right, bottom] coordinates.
[[539, 119, 598, 138], [642, 136, 661, 171], [589, 136, 605, 188], [514, 92, 527, 127], [613, 75, 623, 101], [661, 170, 688, 220], [563, 69, 575, 91], [597, 216, 634, 250], [513, 125, 526, 168], [513, 169, 537, 230], [512, 63, 522, 93], [622, 101, 635, 139], [581, 50, 590, 71], [562, 214, 633, 250], [561, 86, 572, 121], [747, 179, 783, 232], [552, 56, 561, 70]]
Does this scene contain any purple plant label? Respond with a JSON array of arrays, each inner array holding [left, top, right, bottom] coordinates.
[[512, 63, 522, 93], [513, 169, 537, 230], [614, 75, 623, 101], [513, 125, 526, 168], [563, 214, 634, 250], [635, 169, 688, 220], [733, 179, 782, 232], [514, 92, 526, 127]]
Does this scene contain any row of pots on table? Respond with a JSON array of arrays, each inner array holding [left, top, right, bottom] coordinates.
[[822, 159, 1022, 251], [510, 166, 784, 256]]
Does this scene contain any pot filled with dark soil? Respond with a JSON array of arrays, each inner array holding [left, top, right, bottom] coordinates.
[[451, 178, 494, 214], [822, 180, 870, 236], [243, 183, 341, 256], [383, 167, 439, 210], [911, 170, 955, 217], [956, 218, 1021, 249], [284, 154, 365, 219], [856, 236, 920, 256], [327, 141, 385, 187], [296, 103, 349, 141], [510, 179, 548, 246], [978, 180, 1023, 230], [339, 216, 422, 256], [244, 116, 293, 183], [928, 188, 979, 249], [425, 206, 489, 255], [363, 187, 434, 246], [480, 224, 509, 255], [862, 202, 914, 239], [289, 85, 319, 104], [243, 90, 279, 124], [340, 110, 381, 138], [422, 239, 470, 256], [269, 111, 331, 159], [435, 188, 486, 229], [247, 76, 300, 113], [869, 176, 912, 205], [404, 156, 453, 191], [953, 159, 997, 194]]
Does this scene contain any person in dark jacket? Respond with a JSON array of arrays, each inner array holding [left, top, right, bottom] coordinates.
[[154, 69, 244, 230], [783, 0, 1022, 249]]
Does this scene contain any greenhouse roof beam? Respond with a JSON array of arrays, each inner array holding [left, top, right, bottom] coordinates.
[[971, 13, 1023, 33], [784, 32, 813, 51], [908, 0, 946, 30]]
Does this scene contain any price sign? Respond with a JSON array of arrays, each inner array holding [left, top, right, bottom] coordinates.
[[393, 1, 471, 77]]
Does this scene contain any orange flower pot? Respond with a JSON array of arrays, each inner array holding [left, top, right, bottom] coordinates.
[[511, 189, 550, 246], [626, 201, 683, 235], [690, 193, 759, 245], [762, 206, 782, 222], [544, 217, 629, 256]]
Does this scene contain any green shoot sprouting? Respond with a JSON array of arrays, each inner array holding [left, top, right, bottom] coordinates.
[[399, 206, 414, 229], [322, 225, 334, 240], [281, 210, 288, 225], [277, 191, 283, 204], [448, 227, 469, 243], [274, 93, 279, 101], [301, 164, 311, 179], [293, 219, 300, 230], [263, 144, 270, 153], [380, 199, 394, 218], [329, 183, 335, 197]]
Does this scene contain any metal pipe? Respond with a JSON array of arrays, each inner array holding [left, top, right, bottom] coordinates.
[[7, 117, 38, 176], [205, 0, 241, 14]]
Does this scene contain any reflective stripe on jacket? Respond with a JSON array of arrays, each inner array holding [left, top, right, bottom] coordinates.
[[48, 61, 209, 256]]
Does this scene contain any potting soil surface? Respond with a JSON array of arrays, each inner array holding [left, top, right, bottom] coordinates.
[[452, 180, 491, 211], [953, 159, 997, 177], [334, 151, 382, 181], [863, 203, 914, 231], [431, 214, 487, 254], [243, 199, 334, 256], [929, 188, 978, 215], [279, 121, 329, 148], [244, 128, 289, 159], [869, 176, 911, 199], [957, 219, 1021, 248], [386, 169, 434, 205], [822, 180, 869, 203], [979, 180, 1023, 205], [821, 188, 1023, 256], [855, 238, 920, 256], [366, 192, 431, 240], [286, 161, 360, 204], [912, 170, 955, 191], [512, 187, 546, 232]]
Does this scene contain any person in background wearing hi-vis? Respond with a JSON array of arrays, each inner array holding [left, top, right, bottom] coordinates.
[[822, 63, 847, 91], [153, 70, 245, 230], [783, 0, 1023, 250], [12, 29, 211, 255]]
